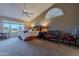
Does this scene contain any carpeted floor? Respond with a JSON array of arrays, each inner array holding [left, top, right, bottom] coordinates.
[[0, 38, 79, 56]]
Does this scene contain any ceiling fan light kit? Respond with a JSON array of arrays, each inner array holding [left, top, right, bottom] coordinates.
[[22, 3, 33, 17]]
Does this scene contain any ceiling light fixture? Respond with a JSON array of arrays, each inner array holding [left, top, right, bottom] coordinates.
[[22, 3, 33, 17]]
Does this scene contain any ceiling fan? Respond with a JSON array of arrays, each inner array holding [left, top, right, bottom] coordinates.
[[22, 3, 33, 17]]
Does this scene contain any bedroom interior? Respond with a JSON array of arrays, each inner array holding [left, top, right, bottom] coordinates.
[[0, 3, 79, 56]]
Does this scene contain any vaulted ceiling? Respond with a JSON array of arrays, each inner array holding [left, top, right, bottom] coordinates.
[[0, 3, 54, 21]]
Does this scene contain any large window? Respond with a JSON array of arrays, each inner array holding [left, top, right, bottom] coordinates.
[[3, 22, 10, 33], [3, 20, 24, 33], [45, 8, 64, 20], [11, 24, 20, 33], [3, 20, 24, 38], [21, 24, 24, 31]]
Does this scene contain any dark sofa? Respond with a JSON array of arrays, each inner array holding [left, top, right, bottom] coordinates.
[[39, 30, 79, 46], [43, 31, 60, 41]]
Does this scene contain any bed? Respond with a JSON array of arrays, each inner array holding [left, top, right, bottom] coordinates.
[[18, 31, 39, 41]]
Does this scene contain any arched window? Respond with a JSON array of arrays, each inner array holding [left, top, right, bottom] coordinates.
[[45, 8, 64, 20]]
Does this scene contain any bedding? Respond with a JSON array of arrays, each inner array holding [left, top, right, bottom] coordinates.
[[18, 31, 39, 40]]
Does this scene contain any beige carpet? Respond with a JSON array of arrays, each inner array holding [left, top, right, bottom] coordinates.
[[0, 38, 79, 56]]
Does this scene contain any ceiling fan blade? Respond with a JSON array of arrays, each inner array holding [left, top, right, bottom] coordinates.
[[22, 3, 33, 17], [26, 13, 30, 17], [28, 12, 33, 15]]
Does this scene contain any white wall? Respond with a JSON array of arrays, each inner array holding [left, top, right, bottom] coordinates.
[[48, 3, 79, 32], [31, 3, 79, 33]]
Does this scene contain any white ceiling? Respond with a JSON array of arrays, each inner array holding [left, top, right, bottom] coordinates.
[[0, 3, 54, 21]]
